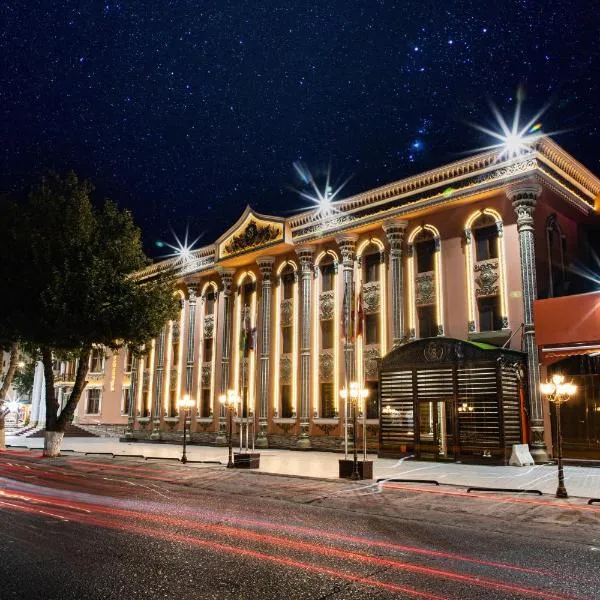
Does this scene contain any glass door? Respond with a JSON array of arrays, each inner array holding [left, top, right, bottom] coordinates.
[[418, 400, 454, 459]]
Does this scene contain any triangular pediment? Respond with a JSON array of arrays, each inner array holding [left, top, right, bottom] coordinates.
[[216, 206, 285, 259]]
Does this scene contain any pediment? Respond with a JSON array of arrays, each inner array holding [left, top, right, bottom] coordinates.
[[217, 206, 285, 259]]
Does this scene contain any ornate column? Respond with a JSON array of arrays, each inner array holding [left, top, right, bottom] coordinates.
[[508, 182, 547, 463], [150, 328, 166, 439], [336, 235, 358, 381], [296, 245, 315, 448], [184, 283, 199, 398], [256, 256, 275, 448], [383, 219, 408, 347], [216, 267, 235, 444]]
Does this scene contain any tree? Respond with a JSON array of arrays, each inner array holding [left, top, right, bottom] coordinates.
[[0, 343, 21, 450], [0, 172, 179, 456]]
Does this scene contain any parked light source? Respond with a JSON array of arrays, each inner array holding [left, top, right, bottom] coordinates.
[[340, 382, 369, 480], [540, 374, 577, 498], [177, 394, 195, 464], [219, 390, 240, 468]]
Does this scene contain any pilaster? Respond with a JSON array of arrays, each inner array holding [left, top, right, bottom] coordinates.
[[383, 219, 408, 347]]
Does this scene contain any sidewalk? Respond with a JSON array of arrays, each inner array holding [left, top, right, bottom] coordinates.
[[6, 435, 600, 499]]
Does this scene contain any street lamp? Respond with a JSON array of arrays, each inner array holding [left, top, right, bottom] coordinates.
[[219, 390, 240, 468], [177, 394, 195, 464], [540, 374, 577, 498], [340, 381, 369, 480]]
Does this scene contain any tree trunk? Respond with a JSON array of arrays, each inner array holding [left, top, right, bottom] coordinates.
[[0, 342, 20, 450], [42, 345, 92, 457]]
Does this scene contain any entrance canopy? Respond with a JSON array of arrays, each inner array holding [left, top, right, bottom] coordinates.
[[534, 292, 600, 363], [379, 338, 526, 463]]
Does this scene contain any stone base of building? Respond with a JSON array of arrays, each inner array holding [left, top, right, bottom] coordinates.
[[77, 423, 127, 438]]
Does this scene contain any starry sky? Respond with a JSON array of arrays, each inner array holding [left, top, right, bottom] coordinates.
[[1, 1, 598, 256]]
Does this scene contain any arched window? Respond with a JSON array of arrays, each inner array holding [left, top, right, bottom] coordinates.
[[199, 282, 218, 417], [464, 209, 508, 334], [407, 225, 444, 339], [546, 214, 567, 298]]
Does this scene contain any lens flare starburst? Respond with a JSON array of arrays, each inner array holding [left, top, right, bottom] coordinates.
[[161, 227, 204, 264], [292, 161, 352, 216]]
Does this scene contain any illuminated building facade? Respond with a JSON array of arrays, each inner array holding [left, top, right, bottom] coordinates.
[[59, 138, 600, 461]]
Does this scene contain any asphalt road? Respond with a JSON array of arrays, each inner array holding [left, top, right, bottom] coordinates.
[[1, 448, 599, 600]]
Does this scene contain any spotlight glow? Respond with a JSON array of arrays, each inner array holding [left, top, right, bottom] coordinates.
[[292, 161, 351, 216], [161, 227, 203, 264]]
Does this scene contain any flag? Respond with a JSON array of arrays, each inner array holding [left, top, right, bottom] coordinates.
[[356, 283, 364, 339]]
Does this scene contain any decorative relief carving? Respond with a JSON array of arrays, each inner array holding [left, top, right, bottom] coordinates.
[[203, 314, 214, 339], [171, 322, 180, 342], [363, 346, 380, 379], [169, 368, 178, 389], [88, 373, 104, 384], [280, 299, 293, 327], [415, 272, 435, 306], [241, 358, 249, 381], [362, 282, 380, 314], [223, 219, 281, 256], [201, 365, 211, 387], [280, 357, 292, 383], [424, 340, 445, 362], [319, 353, 334, 381], [474, 260, 499, 296], [319, 291, 335, 321], [142, 371, 150, 389]]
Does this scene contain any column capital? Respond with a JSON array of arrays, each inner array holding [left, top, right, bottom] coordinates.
[[507, 182, 542, 231], [256, 256, 276, 280], [335, 234, 358, 264], [295, 245, 315, 270], [383, 219, 408, 250], [185, 280, 200, 301], [216, 267, 236, 295]]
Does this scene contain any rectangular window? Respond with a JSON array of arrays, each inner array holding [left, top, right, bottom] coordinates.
[[89, 349, 104, 373], [364, 253, 380, 283], [478, 296, 502, 332], [475, 225, 499, 262], [418, 305, 437, 338], [203, 338, 213, 362], [365, 381, 379, 419], [282, 326, 293, 354], [321, 320, 334, 349], [121, 388, 132, 416], [416, 239, 436, 273], [281, 385, 293, 418], [201, 388, 211, 417], [365, 313, 379, 345], [124, 348, 134, 373], [320, 383, 335, 418], [205, 291, 216, 315], [321, 262, 335, 292], [86, 389, 101, 415]]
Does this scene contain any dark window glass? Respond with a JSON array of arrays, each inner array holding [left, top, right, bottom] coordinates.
[[364, 252, 380, 283], [86, 389, 101, 414], [321, 261, 335, 292], [478, 296, 503, 332], [321, 320, 334, 349], [203, 338, 213, 362], [124, 348, 134, 373], [366, 381, 379, 419], [416, 239, 436, 273], [169, 389, 177, 415], [90, 349, 104, 373], [172, 341, 179, 365], [474, 225, 499, 262], [282, 271, 295, 300], [201, 388, 211, 417], [320, 383, 335, 418], [281, 385, 293, 418], [205, 291, 216, 315], [418, 305, 436, 338], [365, 313, 379, 345], [122, 388, 131, 415], [282, 326, 293, 354]]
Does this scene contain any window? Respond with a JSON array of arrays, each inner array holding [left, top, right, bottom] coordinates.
[[321, 320, 333, 349], [282, 270, 295, 300], [121, 388, 132, 415], [364, 252, 380, 283], [418, 305, 436, 338], [365, 313, 379, 345], [416, 239, 436, 273], [282, 326, 293, 354], [203, 338, 213, 362], [474, 225, 498, 262], [201, 388, 211, 417], [89, 349, 104, 373], [86, 389, 101, 414], [320, 261, 335, 292], [366, 381, 379, 419], [478, 296, 503, 332], [205, 291, 216, 315], [281, 385, 293, 418], [320, 383, 335, 418], [124, 348, 134, 373]]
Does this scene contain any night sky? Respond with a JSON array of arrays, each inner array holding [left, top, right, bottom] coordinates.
[[1, 2, 598, 256]]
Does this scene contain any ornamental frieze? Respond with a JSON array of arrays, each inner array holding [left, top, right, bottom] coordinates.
[[474, 260, 499, 297], [280, 357, 292, 383], [223, 219, 282, 256], [362, 281, 380, 314], [363, 346, 380, 379], [415, 272, 435, 306], [203, 314, 214, 339], [319, 353, 334, 381], [319, 291, 335, 321], [280, 299, 293, 327]]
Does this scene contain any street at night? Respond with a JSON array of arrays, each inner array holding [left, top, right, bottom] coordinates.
[[1, 448, 599, 600]]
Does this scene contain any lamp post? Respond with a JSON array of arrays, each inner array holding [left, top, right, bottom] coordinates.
[[540, 374, 577, 498], [340, 381, 369, 480], [177, 394, 195, 464], [219, 390, 240, 469]]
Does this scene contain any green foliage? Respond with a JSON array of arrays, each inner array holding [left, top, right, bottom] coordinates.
[[12, 359, 35, 398], [0, 171, 180, 352]]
